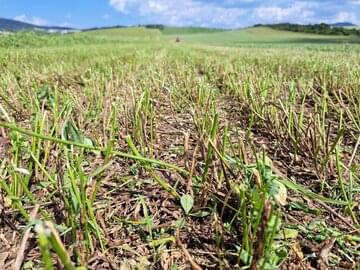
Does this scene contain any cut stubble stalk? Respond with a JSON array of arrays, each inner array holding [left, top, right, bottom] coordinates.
[[0, 121, 187, 175]]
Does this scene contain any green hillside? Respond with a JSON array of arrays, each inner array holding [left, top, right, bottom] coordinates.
[[0, 31, 106, 48], [171, 26, 360, 47], [82, 27, 162, 42], [0, 27, 163, 48], [85, 27, 161, 37]]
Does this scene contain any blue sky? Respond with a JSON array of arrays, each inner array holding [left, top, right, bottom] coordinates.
[[1, 0, 360, 29]]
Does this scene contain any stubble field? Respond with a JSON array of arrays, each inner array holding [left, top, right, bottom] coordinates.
[[0, 28, 359, 269]]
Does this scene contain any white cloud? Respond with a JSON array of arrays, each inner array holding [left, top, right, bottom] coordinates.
[[334, 11, 359, 23], [109, 0, 134, 13], [109, 0, 360, 27], [103, 14, 111, 20], [146, 1, 168, 13], [109, 0, 246, 27], [14, 14, 26, 21], [14, 14, 47, 26], [252, 2, 316, 23]]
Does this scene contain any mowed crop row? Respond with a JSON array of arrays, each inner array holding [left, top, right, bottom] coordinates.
[[0, 41, 359, 269]]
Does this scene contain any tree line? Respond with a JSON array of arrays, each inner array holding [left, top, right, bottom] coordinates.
[[255, 23, 360, 36]]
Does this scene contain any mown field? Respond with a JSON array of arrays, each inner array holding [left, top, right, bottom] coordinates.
[[0, 27, 359, 270]]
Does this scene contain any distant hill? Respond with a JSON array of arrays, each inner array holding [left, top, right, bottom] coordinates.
[[0, 18, 77, 32], [82, 25, 126, 32], [83, 24, 162, 32], [331, 22, 357, 27]]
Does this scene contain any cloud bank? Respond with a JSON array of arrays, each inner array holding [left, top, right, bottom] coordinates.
[[109, 0, 360, 27], [14, 14, 47, 26]]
